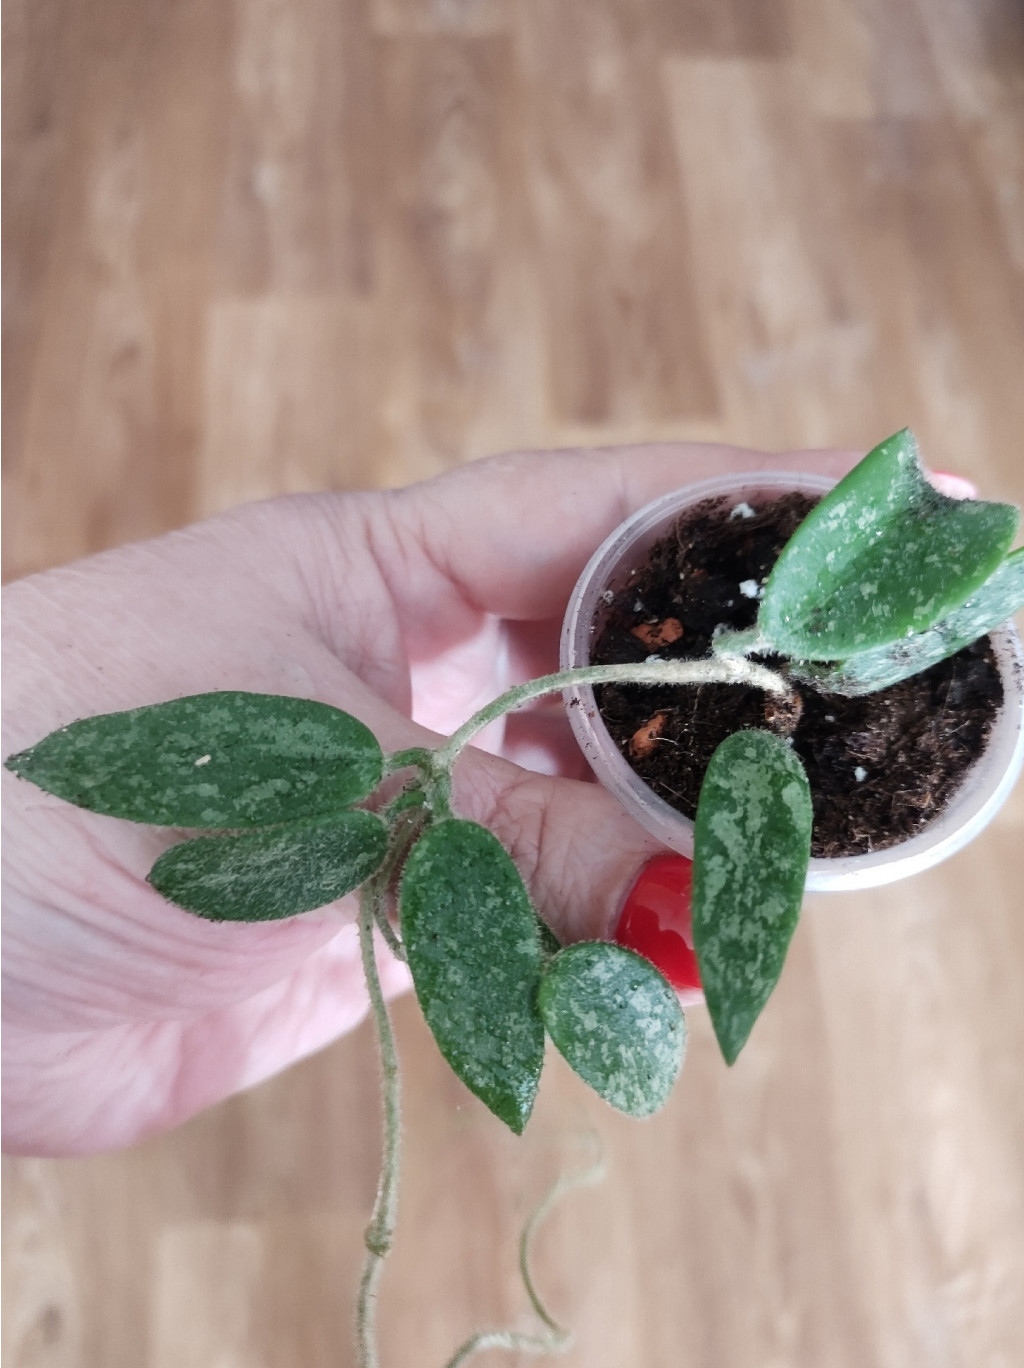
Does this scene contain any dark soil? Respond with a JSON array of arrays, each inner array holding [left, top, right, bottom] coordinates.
[[591, 492, 1004, 858]]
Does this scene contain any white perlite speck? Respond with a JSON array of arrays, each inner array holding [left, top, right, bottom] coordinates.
[[729, 502, 756, 520], [854, 766, 867, 783], [738, 579, 761, 599]]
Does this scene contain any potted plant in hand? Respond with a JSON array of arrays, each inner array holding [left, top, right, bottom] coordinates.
[[6, 429, 1024, 1364]]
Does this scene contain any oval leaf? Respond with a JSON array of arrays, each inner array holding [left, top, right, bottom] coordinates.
[[148, 810, 387, 920], [5, 692, 384, 827], [789, 547, 1024, 696], [759, 429, 1019, 660], [539, 942, 685, 1117], [399, 820, 545, 1135], [692, 730, 812, 1065]]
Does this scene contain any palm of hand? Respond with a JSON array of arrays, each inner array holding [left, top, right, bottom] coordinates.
[[2, 446, 849, 1154], [0, 469, 602, 1153]]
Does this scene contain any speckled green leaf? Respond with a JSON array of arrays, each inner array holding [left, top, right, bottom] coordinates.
[[148, 810, 388, 920], [399, 820, 545, 1134], [759, 429, 1019, 660], [4, 692, 384, 827], [692, 730, 812, 1065], [539, 942, 685, 1117], [789, 547, 1024, 696]]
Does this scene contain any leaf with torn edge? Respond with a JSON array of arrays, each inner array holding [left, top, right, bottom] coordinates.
[[788, 547, 1024, 695], [759, 429, 1019, 660]]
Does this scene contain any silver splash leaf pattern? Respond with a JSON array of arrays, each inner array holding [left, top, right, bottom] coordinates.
[[692, 730, 812, 1065], [759, 429, 1018, 661], [399, 819, 545, 1135], [5, 692, 384, 827], [149, 810, 388, 920], [539, 942, 685, 1117]]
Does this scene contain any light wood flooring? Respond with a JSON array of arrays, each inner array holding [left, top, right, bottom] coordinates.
[[4, 0, 1024, 1364]]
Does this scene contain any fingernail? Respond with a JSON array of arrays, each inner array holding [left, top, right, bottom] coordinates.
[[616, 854, 701, 995], [927, 470, 977, 500]]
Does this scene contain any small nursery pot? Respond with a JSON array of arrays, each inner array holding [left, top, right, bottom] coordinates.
[[560, 471, 1024, 893]]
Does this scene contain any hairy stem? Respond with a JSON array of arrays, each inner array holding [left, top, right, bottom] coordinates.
[[369, 807, 430, 964], [356, 880, 403, 1368], [440, 1141, 606, 1368], [371, 898, 406, 963], [712, 625, 767, 658], [434, 657, 790, 771]]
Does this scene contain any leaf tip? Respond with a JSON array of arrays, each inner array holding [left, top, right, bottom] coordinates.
[[712, 1013, 752, 1067], [489, 1085, 537, 1136]]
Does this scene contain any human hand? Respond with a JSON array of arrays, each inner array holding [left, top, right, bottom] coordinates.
[[2, 443, 853, 1155]]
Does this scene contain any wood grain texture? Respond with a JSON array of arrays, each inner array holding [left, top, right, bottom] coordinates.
[[3, 0, 1024, 1364]]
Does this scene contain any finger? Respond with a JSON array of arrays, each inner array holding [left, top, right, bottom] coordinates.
[[369, 443, 860, 625]]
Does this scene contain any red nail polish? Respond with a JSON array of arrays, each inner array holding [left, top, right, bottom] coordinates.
[[616, 854, 701, 993]]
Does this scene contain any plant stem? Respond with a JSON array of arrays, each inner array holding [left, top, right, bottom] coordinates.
[[356, 880, 403, 1368], [712, 625, 767, 658], [372, 898, 406, 963], [440, 1142, 606, 1367], [369, 807, 429, 964], [434, 657, 791, 770]]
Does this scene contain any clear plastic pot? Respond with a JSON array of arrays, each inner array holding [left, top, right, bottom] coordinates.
[[560, 471, 1024, 892]]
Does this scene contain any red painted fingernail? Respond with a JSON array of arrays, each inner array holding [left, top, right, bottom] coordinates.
[[927, 470, 977, 500], [616, 854, 701, 993]]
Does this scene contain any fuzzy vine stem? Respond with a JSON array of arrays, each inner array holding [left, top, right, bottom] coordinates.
[[433, 657, 790, 772], [369, 806, 430, 964], [440, 1140, 606, 1367], [355, 877, 403, 1368]]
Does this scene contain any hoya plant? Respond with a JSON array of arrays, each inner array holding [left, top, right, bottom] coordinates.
[[6, 429, 1024, 1363]]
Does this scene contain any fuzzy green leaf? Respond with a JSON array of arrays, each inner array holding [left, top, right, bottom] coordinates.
[[692, 730, 812, 1065], [4, 692, 384, 827], [759, 429, 1019, 660], [539, 942, 685, 1117], [148, 810, 388, 921], [399, 820, 545, 1135], [788, 547, 1024, 695]]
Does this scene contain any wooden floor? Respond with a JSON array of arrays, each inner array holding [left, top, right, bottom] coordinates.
[[4, 0, 1024, 1364]]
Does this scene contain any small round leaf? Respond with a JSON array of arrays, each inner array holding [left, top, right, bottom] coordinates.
[[539, 942, 686, 1118]]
